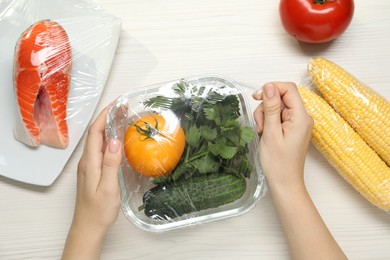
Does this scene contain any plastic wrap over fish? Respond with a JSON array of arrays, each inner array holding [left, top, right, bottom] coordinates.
[[106, 75, 267, 232], [0, 0, 121, 185]]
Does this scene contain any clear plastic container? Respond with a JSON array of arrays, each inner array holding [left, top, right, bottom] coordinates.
[[106, 75, 266, 232]]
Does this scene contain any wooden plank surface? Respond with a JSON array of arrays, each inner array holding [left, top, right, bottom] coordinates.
[[0, 1, 389, 259]]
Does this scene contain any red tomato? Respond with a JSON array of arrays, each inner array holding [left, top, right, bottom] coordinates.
[[279, 0, 354, 43]]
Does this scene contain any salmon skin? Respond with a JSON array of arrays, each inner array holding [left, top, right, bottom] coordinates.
[[13, 20, 72, 149]]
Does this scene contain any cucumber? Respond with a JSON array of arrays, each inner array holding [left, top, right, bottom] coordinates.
[[139, 173, 246, 220]]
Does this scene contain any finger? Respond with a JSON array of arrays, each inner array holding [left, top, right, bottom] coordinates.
[[252, 88, 286, 134], [99, 138, 122, 193], [271, 82, 306, 111], [252, 89, 263, 100], [252, 88, 264, 134], [84, 108, 108, 155], [262, 83, 282, 137], [77, 152, 86, 178], [253, 102, 264, 134], [83, 108, 109, 184]]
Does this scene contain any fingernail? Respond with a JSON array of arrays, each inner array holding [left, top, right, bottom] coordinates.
[[264, 83, 275, 98], [109, 139, 120, 153], [252, 89, 262, 96]]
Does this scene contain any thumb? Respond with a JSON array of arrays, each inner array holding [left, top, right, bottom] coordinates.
[[262, 83, 282, 136], [100, 138, 122, 191]]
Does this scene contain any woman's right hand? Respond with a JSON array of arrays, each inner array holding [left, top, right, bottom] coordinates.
[[253, 83, 347, 260], [252, 82, 313, 190]]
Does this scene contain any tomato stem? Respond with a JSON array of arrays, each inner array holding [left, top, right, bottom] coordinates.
[[313, 0, 327, 4], [130, 116, 160, 140]]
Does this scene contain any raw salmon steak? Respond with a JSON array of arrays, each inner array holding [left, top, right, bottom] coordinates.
[[13, 20, 72, 149]]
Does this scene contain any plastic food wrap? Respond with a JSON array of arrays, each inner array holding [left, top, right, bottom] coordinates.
[[299, 86, 390, 212], [298, 57, 390, 212], [308, 57, 390, 166], [106, 75, 267, 232], [14, 19, 72, 149], [0, 0, 121, 185]]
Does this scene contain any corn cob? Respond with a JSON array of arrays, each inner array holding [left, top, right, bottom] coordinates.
[[298, 86, 390, 212], [308, 57, 390, 166]]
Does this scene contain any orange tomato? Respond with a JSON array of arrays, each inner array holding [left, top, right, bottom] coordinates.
[[124, 112, 186, 178]]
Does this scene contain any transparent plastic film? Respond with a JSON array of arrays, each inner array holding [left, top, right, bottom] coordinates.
[[0, 0, 121, 185], [307, 57, 390, 166], [106, 75, 266, 232], [13, 19, 72, 148], [298, 86, 390, 213]]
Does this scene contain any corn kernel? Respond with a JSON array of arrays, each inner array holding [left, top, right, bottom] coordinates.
[[298, 86, 390, 212], [308, 57, 390, 165]]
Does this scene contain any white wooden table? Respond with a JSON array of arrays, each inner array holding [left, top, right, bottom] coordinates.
[[1, 1, 389, 259]]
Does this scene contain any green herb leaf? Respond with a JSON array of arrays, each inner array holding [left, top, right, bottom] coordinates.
[[240, 126, 256, 146], [144, 96, 173, 110], [239, 157, 253, 178], [173, 81, 187, 95], [209, 138, 238, 159], [199, 126, 217, 141], [203, 107, 221, 125], [192, 154, 220, 174], [224, 129, 240, 145], [186, 126, 202, 147]]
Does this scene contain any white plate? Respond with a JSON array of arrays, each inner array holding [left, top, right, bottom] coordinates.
[[0, 0, 122, 186]]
